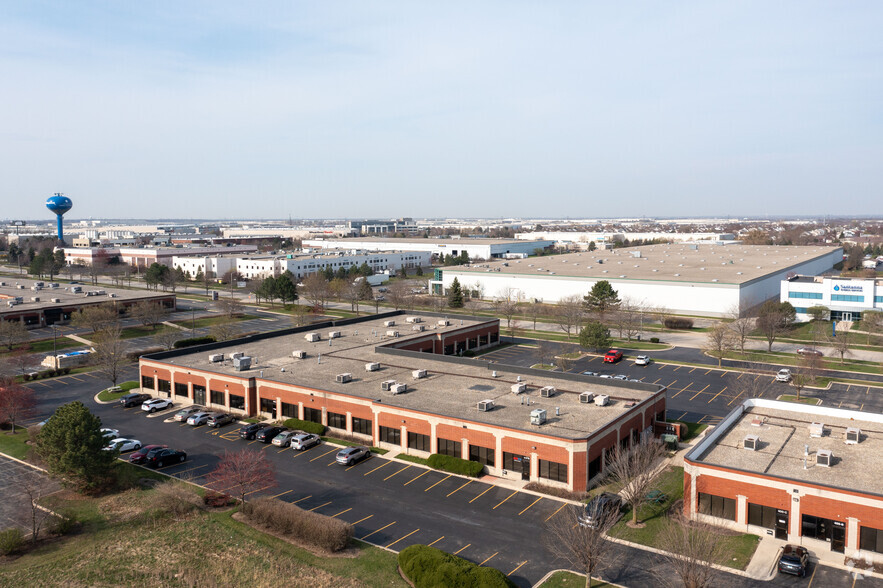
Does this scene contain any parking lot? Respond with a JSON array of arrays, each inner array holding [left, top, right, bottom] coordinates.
[[0, 455, 59, 536]]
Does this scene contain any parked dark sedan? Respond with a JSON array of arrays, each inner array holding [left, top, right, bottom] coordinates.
[[146, 448, 187, 469], [207, 413, 236, 428], [129, 444, 168, 464], [778, 544, 809, 577], [578, 492, 623, 529], [119, 392, 151, 407], [239, 422, 271, 440], [256, 426, 288, 443]]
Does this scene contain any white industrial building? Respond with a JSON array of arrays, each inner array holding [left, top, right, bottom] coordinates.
[[233, 251, 432, 280], [303, 237, 555, 261], [62, 245, 258, 269], [781, 275, 883, 322], [515, 231, 735, 249], [171, 255, 238, 279], [433, 244, 842, 317]]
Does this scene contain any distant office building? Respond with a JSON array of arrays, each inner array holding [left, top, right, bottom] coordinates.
[[303, 237, 555, 261], [61, 245, 258, 269], [781, 275, 883, 322], [233, 251, 431, 280], [347, 218, 419, 235]]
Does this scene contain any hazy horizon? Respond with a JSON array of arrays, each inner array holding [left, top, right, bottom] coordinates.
[[2, 2, 882, 220]]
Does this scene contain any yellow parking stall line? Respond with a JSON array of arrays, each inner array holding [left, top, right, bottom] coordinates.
[[689, 367, 697, 374], [347, 456, 370, 471], [32, 381, 50, 388], [403, 470, 431, 486], [672, 366, 681, 372], [384, 465, 412, 481], [292, 495, 312, 504], [331, 508, 352, 518], [518, 496, 543, 516], [290, 447, 314, 458], [479, 552, 498, 566], [447, 480, 472, 497], [425, 474, 452, 492], [386, 528, 419, 549], [728, 391, 744, 406], [269, 489, 294, 500], [453, 544, 471, 555], [861, 403, 864, 411], [428, 536, 444, 547], [360, 521, 396, 541], [364, 461, 392, 476], [493, 490, 519, 510], [704, 369, 713, 375], [55, 378, 69, 385], [708, 387, 727, 404], [508, 561, 528, 576], [545, 502, 567, 522], [667, 380, 678, 389], [277, 446, 290, 453], [689, 384, 709, 402], [244, 483, 276, 496], [719, 371, 727, 378], [351, 514, 373, 526], [247, 438, 261, 444], [170, 464, 209, 476], [839, 400, 843, 408], [736, 372, 744, 380], [308, 501, 332, 512], [469, 485, 495, 504], [652, 378, 661, 384], [806, 563, 818, 587], [310, 448, 339, 462]]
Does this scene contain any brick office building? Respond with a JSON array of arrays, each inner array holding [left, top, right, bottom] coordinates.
[[684, 399, 883, 564], [139, 312, 666, 492]]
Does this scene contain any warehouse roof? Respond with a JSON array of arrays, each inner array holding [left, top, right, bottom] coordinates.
[[306, 237, 554, 246], [151, 313, 663, 440], [442, 244, 839, 285], [0, 277, 173, 315]]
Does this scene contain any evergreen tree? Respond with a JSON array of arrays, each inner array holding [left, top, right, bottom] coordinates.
[[415, 266, 424, 277], [276, 271, 298, 304], [584, 280, 621, 320], [447, 278, 464, 308], [579, 321, 611, 351]]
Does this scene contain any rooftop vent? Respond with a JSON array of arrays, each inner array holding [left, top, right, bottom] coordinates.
[[412, 369, 427, 379], [328, 331, 341, 339], [816, 449, 833, 467], [51, 297, 61, 303], [305, 333, 320, 342], [391, 383, 408, 395], [405, 316, 422, 323], [845, 427, 861, 444], [209, 353, 224, 363], [511, 382, 527, 394], [540, 385, 557, 398], [232, 356, 252, 371], [384, 320, 395, 327], [809, 422, 825, 438], [530, 408, 547, 426], [293, 350, 306, 359], [381, 380, 397, 391], [365, 362, 380, 372], [438, 319, 450, 326], [336, 373, 352, 383], [594, 394, 610, 406], [412, 324, 425, 332], [743, 435, 759, 451], [231, 352, 245, 360], [477, 399, 495, 412], [579, 392, 594, 404], [386, 330, 399, 338]]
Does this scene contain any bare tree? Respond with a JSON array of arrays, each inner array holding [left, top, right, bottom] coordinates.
[[154, 328, 183, 351], [209, 318, 240, 342], [216, 296, 244, 318], [91, 322, 126, 386], [494, 287, 523, 332], [799, 353, 823, 386], [727, 305, 754, 355], [555, 294, 585, 340], [290, 303, 312, 327], [5, 347, 38, 378], [301, 274, 331, 311], [21, 476, 51, 544], [0, 320, 29, 351], [344, 280, 362, 314], [732, 368, 773, 400], [861, 310, 883, 345], [604, 436, 667, 526], [0, 376, 37, 432], [791, 370, 809, 402], [613, 296, 645, 342], [828, 330, 852, 364], [654, 520, 728, 588], [207, 449, 276, 505], [536, 341, 556, 368], [703, 323, 734, 367], [543, 503, 621, 588], [71, 303, 119, 334], [130, 300, 168, 331], [755, 300, 795, 352], [554, 354, 573, 373], [526, 301, 544, 330], [386, 280, 412, 311]]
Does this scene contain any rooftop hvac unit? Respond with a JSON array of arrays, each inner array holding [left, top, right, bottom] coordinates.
[[17, 284, 25, 289], [579, 392, 594, 404], [108, 293, 117, 298], [231, 352, 244, 360], [845, 427, 861, 444], [232, 356, 252, 371], [386, 330, 399, 338], [412, 325, 425, 332], [336, 373, 352, 383], [51, 298, 61, 303], [208, 354, 224, 363], [816, 449, 833, 467], [477, 399, 495, 412], [808, 422, 825, 438], [412, 369, 427, 379], [305, 333, 320, 342], [438, 319, 450, 326], [292, 350, 306, 359], [594, 394, 610, 406], [381, 380, 397, 391], [391, 383, 408, 394], [511, 382, 527, 394], [384, 320, 396, 327], [743, 435, 759, 451], [0, 282, 4, 286], [31, 297, 40, 302], [540, 386, 557, 398], [530, 408, 547, 425], [405, 316, 422, 323], [365, 362, 380, 372], [328, 331, 341, 339], [49, 283, 59, 288]]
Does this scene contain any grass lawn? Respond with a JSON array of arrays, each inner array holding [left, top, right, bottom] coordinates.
[[778, 394, 821, 405], [723, 350, 883, 376], [559, 352, 584, 360], [667, 421, 708, 443], [608, 466, 759, 570], [96, 380, 140, 402], [0, 338, 81, 357], [2, 485, 406, 587], [531, 363, 557, 370], [0, 425, 31, 460], [170, 314, 251, 329], [396, 454, 430, 466], [120, 323, 175, 339], [539, 570, 615, 588], [320, 436, 389, 455]]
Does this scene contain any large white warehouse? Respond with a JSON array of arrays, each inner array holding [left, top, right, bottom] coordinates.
[[303, 237, 555, 261], [433, 244, 842, 317]]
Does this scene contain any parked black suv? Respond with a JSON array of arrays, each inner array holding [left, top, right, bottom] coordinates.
[[578, 492, 623, 529], [256, 426, 287, 443], [119, 392, 151, 407], [778, 545, 809, 577], [239, 422, 271, 440]]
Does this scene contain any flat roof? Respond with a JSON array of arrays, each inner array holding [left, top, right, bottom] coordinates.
[[305, 237, 553, 246], [688, 400, 883, 497], [442, 244, 838, 285], [0, 277, 172, 315], [152, 313, 662, 440]]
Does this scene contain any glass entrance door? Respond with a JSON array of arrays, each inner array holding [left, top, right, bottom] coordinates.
[[832, 523, 846, 553], [521, 457, 531, 480], [775, 510, 789, 540], [841, 312, 853, 321]]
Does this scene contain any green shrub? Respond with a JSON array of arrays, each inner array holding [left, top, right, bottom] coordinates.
[[49, 512, 79, 536], [399, 544, 515, 588], [173, 336, 217, 349], [282, 418, 325, 435], [426, 454, 483, 477], [243, 496, 352, 552], [650, 337, 660, 343], [0, 528, 25, 555], [663, 317, 693, 330]]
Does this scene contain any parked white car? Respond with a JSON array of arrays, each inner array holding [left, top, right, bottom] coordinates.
[[99, 427, 119, 439], [104, 438, 142, 452], [142, 398, 173, 413], [634, 355, 651, 366], [776, 369, 792, 382]]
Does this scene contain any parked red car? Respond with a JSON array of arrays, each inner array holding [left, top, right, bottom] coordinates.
[[603, 349, 623, 363], [129, 444, 167, 464]]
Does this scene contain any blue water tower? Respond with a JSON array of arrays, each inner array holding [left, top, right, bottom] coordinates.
[[46, 193, 73, 243]]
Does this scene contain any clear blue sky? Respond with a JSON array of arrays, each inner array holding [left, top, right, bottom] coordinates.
[[1, 2, 881, 220]]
